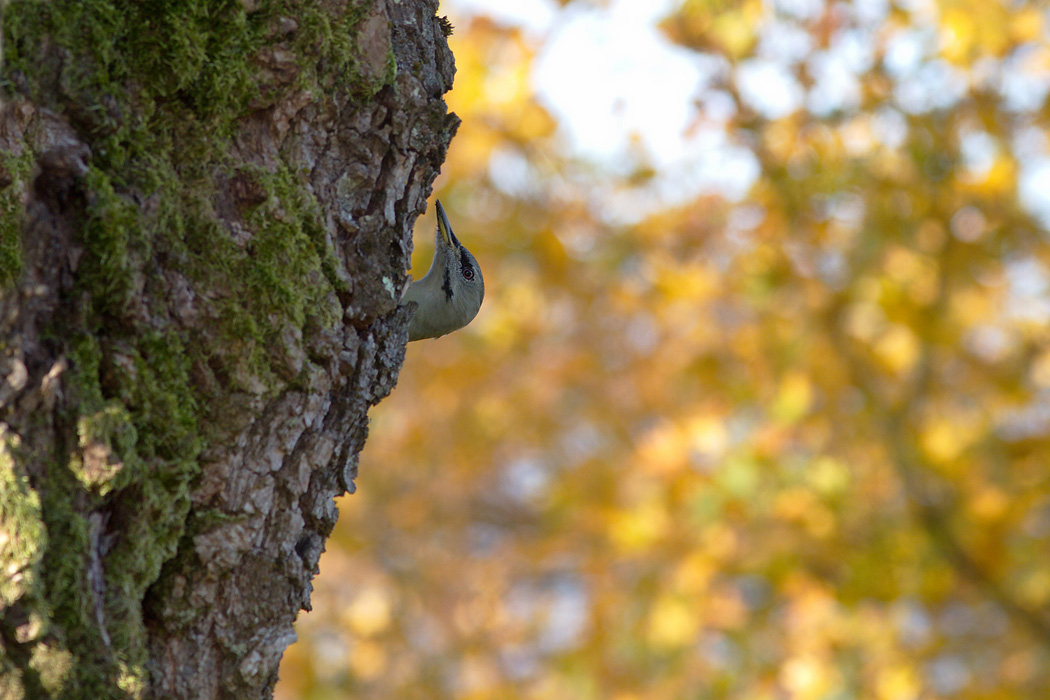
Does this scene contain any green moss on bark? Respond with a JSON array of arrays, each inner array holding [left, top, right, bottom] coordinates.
[[0, 434, 46, 609], [0, 151, 34, 287], [0, 0, 399, 696]]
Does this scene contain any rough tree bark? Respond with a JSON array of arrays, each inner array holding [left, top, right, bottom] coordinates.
[[0, 1, 457, 698]]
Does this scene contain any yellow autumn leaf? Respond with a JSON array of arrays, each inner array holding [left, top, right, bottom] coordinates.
[[1011, 7, 1044, 43], [919, 415, 984, 465], [342, 587, 393, 637], [636, 419, 689, 475], [940, 8, 976, 64], [647, 596, 701, 649], [780, 654, 830, 698], [348, 639, 387, 680], [771, 371, 813, 424], [610, 499, 672, 552], [876, 665, 920, 700], [874, 324, 921, 374]]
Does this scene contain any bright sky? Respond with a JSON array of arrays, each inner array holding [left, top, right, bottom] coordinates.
[[444, 0, 758, 222], [442, 0, 1050, 228]]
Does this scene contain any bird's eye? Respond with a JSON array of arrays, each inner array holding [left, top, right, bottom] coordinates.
[[462, 267, 475, 281]]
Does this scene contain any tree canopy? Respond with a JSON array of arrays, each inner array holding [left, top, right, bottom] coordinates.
[[279, 1, 1050, 698]]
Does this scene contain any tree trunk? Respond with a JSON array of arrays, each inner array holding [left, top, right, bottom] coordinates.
[[0, 1, 457, 698]]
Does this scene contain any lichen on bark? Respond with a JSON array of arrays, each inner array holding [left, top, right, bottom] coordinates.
[[0, 0, 458, 697]]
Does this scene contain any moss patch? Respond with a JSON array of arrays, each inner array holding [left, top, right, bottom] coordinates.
[[0, 150, 35, 287], [1, 0, 399, 696], [0, 433, 46, 609]]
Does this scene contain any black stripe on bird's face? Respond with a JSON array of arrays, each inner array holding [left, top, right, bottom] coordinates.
[[442, 266, 453, 301], [459, 249, 474, 280]]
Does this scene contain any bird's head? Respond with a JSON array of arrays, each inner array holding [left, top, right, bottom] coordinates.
[[403, 200, 484, 341]]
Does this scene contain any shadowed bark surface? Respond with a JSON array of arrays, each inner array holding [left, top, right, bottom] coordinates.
[[0, 1, 457, 698]]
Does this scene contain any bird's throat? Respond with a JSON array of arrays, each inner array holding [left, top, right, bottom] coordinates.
[[442, 266, 453, 302]]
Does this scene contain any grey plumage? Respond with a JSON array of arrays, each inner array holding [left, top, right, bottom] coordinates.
[[403, 200, 485, 341]]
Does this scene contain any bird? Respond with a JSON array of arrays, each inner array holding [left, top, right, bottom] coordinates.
[[402, 200, 484, 341]]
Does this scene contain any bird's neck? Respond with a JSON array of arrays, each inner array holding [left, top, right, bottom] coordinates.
[[404, 273, 459, 340]]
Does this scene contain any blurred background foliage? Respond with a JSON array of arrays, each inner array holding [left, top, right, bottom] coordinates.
[[277, 0, 1050, 698]]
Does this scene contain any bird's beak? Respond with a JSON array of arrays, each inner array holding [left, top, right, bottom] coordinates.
[[436, 200, 460, 249]]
